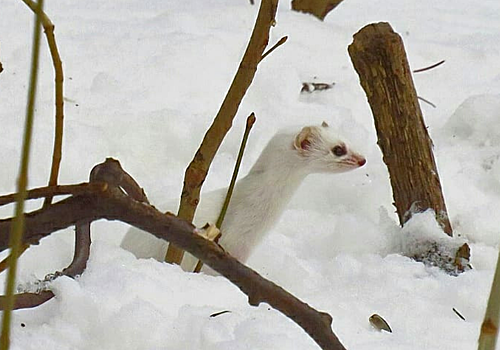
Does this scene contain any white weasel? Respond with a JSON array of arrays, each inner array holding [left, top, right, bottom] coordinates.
[[120, 122, 366, 271]]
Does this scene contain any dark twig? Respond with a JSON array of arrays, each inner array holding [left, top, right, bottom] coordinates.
[[260, 36, 288, 62], [167, 0, 280, 265], [453, 308, 466, 321], [417, 96, 436, 108], [0, 183, 107, 207], [63, 221, 91, 276], [413, 60, 445, 73], [0, 159, 347, 350], [194, 113, 256, 272]]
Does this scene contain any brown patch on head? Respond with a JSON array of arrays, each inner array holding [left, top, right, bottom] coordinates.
[[293, 126, 316, 155]]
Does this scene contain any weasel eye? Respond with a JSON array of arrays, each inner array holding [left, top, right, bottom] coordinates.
[[332, 145, 346, 157]]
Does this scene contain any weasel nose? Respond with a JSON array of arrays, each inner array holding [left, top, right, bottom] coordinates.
[[358, 158, 366, 167]]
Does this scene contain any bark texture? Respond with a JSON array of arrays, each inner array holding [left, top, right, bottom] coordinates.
[[348, 22, 452, 236], [291, 0, 344, 20]]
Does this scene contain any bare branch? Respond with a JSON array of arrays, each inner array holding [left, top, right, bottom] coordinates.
[[0, 220, 93, 310], [167, 0, 280, 264], [63, 220, 91, 276], [0, 183, 107, 207], [0, 159, 347, 350], [20, 0, 65, 209]]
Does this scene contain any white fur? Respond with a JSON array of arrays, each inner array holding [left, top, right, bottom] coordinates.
[[120, 124, 365, 272]]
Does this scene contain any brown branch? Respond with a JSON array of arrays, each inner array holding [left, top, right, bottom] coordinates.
[[167, 0, 280, 264], [348, 22, 452, 236], [0, 159, 347, 350], [0, 218, 92, 310], [0, 291, 54, 310], [20, 0, 65, 209], [63, 220, 91, 276], [0, 183, 107, 207]]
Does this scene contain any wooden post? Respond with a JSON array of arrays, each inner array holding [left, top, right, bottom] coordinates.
[[348, 22, 453, 236]]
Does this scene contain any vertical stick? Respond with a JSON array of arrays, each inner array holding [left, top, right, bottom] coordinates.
[[165, 0, 279, 264], [478, 247, 500, 350], [348, 22, 452, 235], [0, 0, 44, 348], [20, 0, 65, 209], [193, 113, 256, 273]]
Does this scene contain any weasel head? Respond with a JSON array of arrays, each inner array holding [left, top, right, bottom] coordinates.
[[292, 122, 366, 174]]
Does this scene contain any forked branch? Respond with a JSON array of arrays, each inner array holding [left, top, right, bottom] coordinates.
[[0, 159, 346, 350], [167, 0, 280, 264]]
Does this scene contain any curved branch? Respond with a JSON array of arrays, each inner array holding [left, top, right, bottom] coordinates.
[[0, 159, 347, 350]]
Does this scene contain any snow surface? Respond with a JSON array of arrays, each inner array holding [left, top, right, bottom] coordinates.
[[1, 0, 500, 349]]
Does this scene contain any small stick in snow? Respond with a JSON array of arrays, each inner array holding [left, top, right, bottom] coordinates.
[[301, 82, 335, 93], [413, 59, 445, 73], [452, 308, 466, 321], [417, 96, 437, 108], [209, 310, 231, 318]]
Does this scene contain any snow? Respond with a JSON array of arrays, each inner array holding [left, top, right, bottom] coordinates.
[[1, 0, 500, 349]]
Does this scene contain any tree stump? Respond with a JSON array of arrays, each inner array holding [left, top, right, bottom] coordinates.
[[348, 22, 453, 236], [291, 0, 344, 21]]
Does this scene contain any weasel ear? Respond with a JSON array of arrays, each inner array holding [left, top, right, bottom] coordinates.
[[294, 126, 313, 151], [321, 121, 329, 128]]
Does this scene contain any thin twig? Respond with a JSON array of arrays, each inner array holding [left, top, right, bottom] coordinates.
[[193, 113, 256, 272], [20, 0, 65, 209], [413, 59, 445, 73], [417, 96, 436, 108], [166, 0, 279, 264], [0, 0, 44, 347], [260, 36, 287, 62], [0, 183, 107, 207]]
